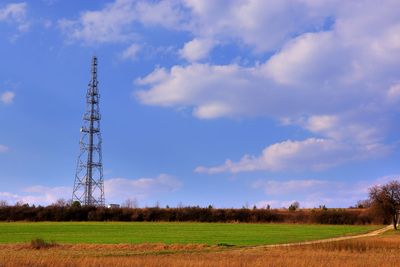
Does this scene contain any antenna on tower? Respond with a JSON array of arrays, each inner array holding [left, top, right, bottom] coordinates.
[[72, 56, 105, 206]]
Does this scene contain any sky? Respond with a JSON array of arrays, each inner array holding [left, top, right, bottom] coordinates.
[[1, 0, 400, 208]]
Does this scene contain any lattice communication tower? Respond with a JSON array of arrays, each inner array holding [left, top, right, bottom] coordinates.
[[72, 56, 105, 206]]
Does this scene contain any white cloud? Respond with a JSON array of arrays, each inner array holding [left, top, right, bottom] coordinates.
[[134, 1, 187, 29], [252, 175, 400, 208], [136, 63, 271, 119], [387, 82, 400, 102], [59, 0, 186, 44], [305, 115, 338, 133], [1, 91, 15, 104], [58, 0, 400, 59], [195, 138, 390, 174], [253, 179, 363, 208], [0, 174, 181, 206], [58, 0, 327, 52], [0, 186, 70, 206], [182, 0, 330, 53], [23, 186, 71, 204], [253, 179, 330, 196], [58, 0, 136, 44], [105, 174, 182, 203], [0, 144, 9, 153], [179, 38, 215, 62], [121, 43, 141, 60], [135, 1, 400, 171], [264, 31, 346, 86], [0, 2, 29, 32], [300, 114, 385, 145]]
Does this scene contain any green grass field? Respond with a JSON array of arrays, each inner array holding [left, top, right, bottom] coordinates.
[[0, 222, 380, 246]]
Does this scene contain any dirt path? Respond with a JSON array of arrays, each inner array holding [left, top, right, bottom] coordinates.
[[249, 225, 393, 249]]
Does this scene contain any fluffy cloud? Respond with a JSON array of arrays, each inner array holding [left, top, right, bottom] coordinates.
[[0, 174, 181, 206], [264, 32, 346, 86], [300, 114, 384, 145], [387, 83, 400, 102], [0, 186, 70, 206], [252, 178, 376, 208], [135, 18, 399, 121], [182, 0, 331, 54], [58, 0, 328, 56], [58, 0, 186, 44], [135, 1, 400, 171], [253, 179, 331, 196], [134, 1, 187, 29], [1, 91, 15, 104], [195, 138, 389, 174], [136, 23, 399, 120], [58, 0, 136, 44], [105, 174, 182, 203], [0, 2, 29, 32], [179, 38, 215, 62], [58, 0, 400, 59], [121, 43, 141, 60], [136, 63, 273, 119]]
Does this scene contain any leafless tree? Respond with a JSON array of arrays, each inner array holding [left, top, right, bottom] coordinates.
[[356, 199, 371, 209], [0, 200, 7, 207], [122, 198, 138, 208], [369, 180, 400, 230], [15, 201, 25, 207], [52, 198, 67, 207]]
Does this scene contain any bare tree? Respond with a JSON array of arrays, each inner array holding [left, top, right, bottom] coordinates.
[[356, 199, 371, 209], [15, 201, 26, 207], [52, 198, 67, 207], [122, 198, 138, 208], [369, 180, 400, 230], [0, 200, 7, 207]]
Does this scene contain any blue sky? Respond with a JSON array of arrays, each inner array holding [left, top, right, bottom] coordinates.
[[1, 0, 400, 208]]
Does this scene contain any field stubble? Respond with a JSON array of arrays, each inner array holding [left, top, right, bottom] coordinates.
[[0, 230, 400, 267]]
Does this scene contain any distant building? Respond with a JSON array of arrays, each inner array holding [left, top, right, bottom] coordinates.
[[107, 204, 120, 209]]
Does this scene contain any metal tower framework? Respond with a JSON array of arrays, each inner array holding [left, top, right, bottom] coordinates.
[[72, 56, 105, 206]]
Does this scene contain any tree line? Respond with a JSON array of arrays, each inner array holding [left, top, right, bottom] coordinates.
[[0, 204, 383, 225], [0, 180, 398, 226]]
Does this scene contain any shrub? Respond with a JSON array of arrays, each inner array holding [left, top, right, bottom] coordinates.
[[288, 201, 300, 212], [30, 238, 57, 249]]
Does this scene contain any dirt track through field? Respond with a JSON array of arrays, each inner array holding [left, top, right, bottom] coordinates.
[[247, 225, 393, 250]]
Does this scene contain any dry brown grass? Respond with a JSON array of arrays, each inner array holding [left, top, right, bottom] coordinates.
[[1, 232, 400, 267]]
